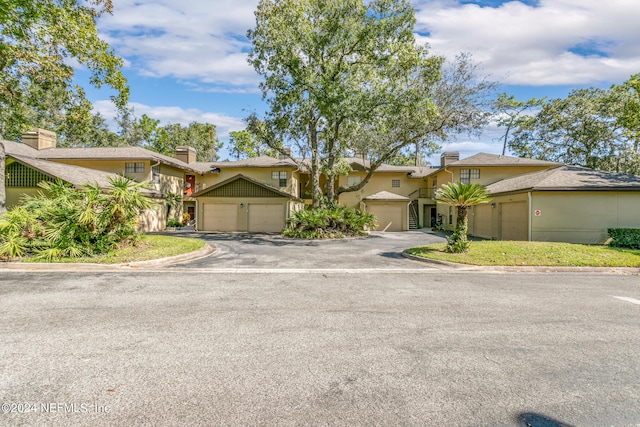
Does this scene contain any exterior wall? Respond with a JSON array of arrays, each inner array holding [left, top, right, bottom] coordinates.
[[195, 196, 297, 232], [531, 191, 640, 244], [338, 172, 423, 209], [6, 188, 44, 208], [52, 159, 153, 182], [468, 190, 640, 244], [137, 198, 167, 232], [196, 167, 299, 198]]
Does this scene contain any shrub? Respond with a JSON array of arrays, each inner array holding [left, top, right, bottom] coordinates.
[[608, 228, 640, 249], [0, 177, 153, 261], [167, 219, 183, 228], [181, 213, 191, 225], [283, 205, 377, 239]]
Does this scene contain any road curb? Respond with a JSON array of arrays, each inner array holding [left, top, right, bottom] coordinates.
[[0, 243, 218, 271], [401, 250, 640, 274]]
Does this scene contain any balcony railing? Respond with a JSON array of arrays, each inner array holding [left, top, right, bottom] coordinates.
[[419, 188, 436, 199]]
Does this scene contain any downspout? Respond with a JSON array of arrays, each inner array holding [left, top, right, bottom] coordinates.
[[528, 191, 532, 242]]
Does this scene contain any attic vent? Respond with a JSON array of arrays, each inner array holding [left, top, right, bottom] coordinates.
[[201, 179, 282, 198], [6, 162, 57, 188]]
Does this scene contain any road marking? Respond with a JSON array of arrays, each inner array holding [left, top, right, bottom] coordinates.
[[612, 296, 640, 305]]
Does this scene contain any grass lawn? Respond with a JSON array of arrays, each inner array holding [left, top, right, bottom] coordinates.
[[19, 234, 206, 264], [406, 241, 640, 267]]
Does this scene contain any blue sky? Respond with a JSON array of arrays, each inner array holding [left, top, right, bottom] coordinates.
[[81, 0, 640, 164]]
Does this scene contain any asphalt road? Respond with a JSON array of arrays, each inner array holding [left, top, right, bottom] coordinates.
[[1, 270, 639, 427], [167, 230, 447, 270]]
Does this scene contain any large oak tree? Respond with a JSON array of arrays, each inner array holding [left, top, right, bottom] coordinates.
[[0, 0, 129, 214], [248, 0, 444, 207]]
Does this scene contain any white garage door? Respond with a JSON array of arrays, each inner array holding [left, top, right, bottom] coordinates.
[[202, 203, 237, 231], [368, 204, 403, 232], [500, 201, 528, 241], [248, 203, 285, 233]]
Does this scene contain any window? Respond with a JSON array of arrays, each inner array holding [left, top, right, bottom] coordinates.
[[392, 179, 400, 188], [272, 171, 287, 187], [449, 206, 453, 225], [151, 164, 160, 183], [347, 175, 361, 187], [460, 168, 480, 184], [125, 162, 144, 174]]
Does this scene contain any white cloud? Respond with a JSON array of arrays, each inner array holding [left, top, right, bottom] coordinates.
[[414, 0, 640, 86], [99, 0, 260, 90], [93, 100, 246, 140]]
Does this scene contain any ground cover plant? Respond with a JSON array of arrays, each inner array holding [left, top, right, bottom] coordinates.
[[21, 234, 206, 264], [283, 206, 376, 239], [0, 177, 152, 261], [406, 241, 640, 267]]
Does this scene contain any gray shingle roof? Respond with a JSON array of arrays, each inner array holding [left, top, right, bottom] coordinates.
[[9, 155, 163, 197], [191, 156, 298, 173], [448, 153, 561, 167], [486, 166, 640, 194], [2, 140, 196, 172], [363, 191, 411, 201]]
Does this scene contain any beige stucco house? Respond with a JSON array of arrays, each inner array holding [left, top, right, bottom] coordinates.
[[423, 152, 640, 244], [4, 129, 640, 241], [2, 130, 178, 231], [477, 166, 640, 244]]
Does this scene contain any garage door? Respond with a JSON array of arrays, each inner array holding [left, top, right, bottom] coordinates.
[[471, 203, 492, 239], [202, 203, 237, 231], [500, 201, 528, 241], [368, 204, 403, 232], [248, 203, 285, 233]]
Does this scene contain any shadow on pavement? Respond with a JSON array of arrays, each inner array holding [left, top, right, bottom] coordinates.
[[517, 412, 576, 427]]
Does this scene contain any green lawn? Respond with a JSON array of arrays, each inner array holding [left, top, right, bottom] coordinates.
[[406, 241, 640, 267], [19, 234, 206, 264]]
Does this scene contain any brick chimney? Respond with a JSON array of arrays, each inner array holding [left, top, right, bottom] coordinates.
[[175, 146, 197, 164], [440, 152, 459, 168], [279, 147, 292, 159], [22, 128, 57, 150]]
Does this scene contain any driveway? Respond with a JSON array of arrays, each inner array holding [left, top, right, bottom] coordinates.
[[167, 229, 446, 270]]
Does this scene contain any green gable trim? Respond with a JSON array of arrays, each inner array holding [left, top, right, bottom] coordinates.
[[6, 162, 58, 188], [198, 176, 285, 198]]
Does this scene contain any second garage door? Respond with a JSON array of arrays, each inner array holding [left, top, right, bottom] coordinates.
[[248, 203, 285, 233], [500, 201, 528, 241], [368, 204, 403, 232], [202, 203, 237, 231]]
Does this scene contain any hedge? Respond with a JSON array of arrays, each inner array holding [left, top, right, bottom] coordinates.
[[608, 228, 640, 249]]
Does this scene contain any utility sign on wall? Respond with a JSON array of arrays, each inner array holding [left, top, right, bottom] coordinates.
[[534, 209, 542, 216]]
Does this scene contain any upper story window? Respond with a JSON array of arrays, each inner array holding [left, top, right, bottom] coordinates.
[[151, 164, 160, 183], [125, 162, 144, 174], [272, 171, 287, 187], [347, 175, 361, 187], [460, 169, 480, 184], [392, 179, 400, 188]]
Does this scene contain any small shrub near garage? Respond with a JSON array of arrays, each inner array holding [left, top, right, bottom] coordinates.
[[608, 228, 640, 249], [283, 206, 377, 239]]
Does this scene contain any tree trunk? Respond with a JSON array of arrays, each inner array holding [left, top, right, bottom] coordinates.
[[309, 118, 323, 209], [456, 206, 468, 238]]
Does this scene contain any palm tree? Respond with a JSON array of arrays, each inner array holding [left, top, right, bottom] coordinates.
[[435, 182, 491, 253]]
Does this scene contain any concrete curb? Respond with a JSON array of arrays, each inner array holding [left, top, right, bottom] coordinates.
[[0, 243, 217, 271], [401, 250, 640, 274]]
